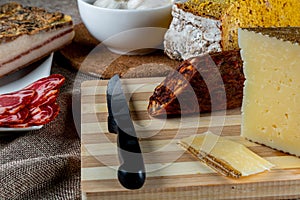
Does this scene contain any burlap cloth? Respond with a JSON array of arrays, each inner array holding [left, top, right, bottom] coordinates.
[[0, 56, 94, 199]]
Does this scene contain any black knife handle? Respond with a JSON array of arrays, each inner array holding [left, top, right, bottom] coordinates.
[[107, 115, 118, 134], [117, 127, 146, 190]]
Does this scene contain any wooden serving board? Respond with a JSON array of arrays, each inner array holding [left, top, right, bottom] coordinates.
[[81, 77, 300, 200]]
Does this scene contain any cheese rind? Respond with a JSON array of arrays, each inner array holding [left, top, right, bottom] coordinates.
[[239, 27, 300, 156], [179, 132, 274, 178], [164, 4, 222, 60], [164, 0, 300, 60]]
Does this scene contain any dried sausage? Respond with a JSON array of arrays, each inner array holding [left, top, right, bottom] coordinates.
[[148, 50, 245, 117]]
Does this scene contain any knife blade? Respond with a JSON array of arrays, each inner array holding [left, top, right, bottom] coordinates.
[[106, 74, 146, 190]]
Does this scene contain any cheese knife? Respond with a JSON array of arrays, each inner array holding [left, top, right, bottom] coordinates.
[[106, 74, 146, 190]]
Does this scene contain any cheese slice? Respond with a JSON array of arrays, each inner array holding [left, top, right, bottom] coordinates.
[[238, 27, 300, 157], [178, 132, 274, 178]]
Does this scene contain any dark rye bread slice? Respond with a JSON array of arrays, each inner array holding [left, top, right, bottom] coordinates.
[[58, 23, 181, 79], [0, 2, 74, 77], [148, 50, 244, 117]]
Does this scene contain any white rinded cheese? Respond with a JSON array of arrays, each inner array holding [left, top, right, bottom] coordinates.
[[164, 4, 222, 60], [239, 28, 300, 156]]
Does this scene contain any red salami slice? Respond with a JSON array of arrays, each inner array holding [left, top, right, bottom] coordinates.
[[42, 91, 59, 106], [23, 74, 65, 108], [28, 102, 60, 126], [29, 89, 58, 108], [23, 74, 65, 91], [0, 90, 35, 115], [0, 74, 65, 128], [0, 108, 29, 125], [44, 90, 59, 104], [2, 123, 29, 128], [4, 103, 60, 128]]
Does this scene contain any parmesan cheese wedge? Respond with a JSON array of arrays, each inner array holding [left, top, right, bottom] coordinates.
[[178, 132, 274, 178]]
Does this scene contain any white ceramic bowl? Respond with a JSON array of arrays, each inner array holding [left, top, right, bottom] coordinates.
[[77, 0, 173, 55]]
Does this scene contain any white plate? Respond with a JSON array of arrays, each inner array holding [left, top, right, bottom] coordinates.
[[0, 53, 53, 132]]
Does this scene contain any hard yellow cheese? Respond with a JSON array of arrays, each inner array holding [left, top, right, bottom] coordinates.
[[179, 132, 274, 178], [239, 27, 300, 156]]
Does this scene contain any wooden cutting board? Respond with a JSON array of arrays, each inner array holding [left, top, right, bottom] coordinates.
[[81, 77, 300, 200]]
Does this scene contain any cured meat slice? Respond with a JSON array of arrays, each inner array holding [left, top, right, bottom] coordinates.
[[24, 74, 65, 91], [147, 50, 245, 117], [23, 74, 65, 107], [35, 90, 59, 108], [0, 74, 65, 128], [5, 102, 60, 128], [0, 107, 29, 124], [27, 102, 60, 126], [29, 89, 58, 108], [0, 90, 35, 115]]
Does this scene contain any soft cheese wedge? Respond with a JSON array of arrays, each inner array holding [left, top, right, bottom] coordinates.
[[179, 132, 274, 178], [239, 27, 300, 157]]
